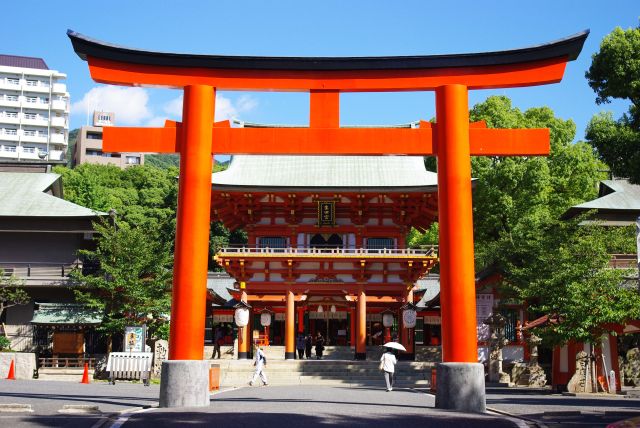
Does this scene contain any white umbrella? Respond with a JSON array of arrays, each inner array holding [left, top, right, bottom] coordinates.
[[382, 342, 406, 352]]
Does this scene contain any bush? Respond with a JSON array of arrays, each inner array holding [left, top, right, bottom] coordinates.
[[0, 336, 12, 351]]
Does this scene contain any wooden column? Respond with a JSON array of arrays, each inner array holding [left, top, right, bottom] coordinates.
[[436, 84, 477, 363], [168, 85, 214, 360], [285, 288, 295, 359], [297, 307, 305, 334], [356, 287, 367, 360]]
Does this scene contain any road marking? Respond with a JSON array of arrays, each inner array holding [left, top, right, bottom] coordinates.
[[109, 407, 155, 428]]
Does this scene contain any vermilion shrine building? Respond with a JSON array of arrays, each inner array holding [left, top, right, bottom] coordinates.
[[210, 126, 438, 359]]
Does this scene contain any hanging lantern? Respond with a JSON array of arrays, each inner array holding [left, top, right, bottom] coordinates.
[[330, 305, 337, 313], [260, 311, 272, 327], [234, 301, 251, 327], [382, 311, 394, 328], [317, 305, 324, 313], [401, 303, 417, 329]]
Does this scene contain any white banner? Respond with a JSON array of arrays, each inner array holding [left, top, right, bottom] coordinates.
[[424, 315, 441, 325], [476, 294, 493, 340], [213, 314, 233, 323]]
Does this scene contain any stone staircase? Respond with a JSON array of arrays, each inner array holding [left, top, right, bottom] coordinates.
[[215, 359, 435, 388]]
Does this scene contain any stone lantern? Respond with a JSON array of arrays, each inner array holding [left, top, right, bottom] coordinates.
[[483, 313, 510, 384]]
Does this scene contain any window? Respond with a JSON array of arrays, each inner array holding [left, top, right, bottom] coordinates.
[[4, 111, 17, 118], [86, 132, 102, 140], [85, 149, 103, 156], [26, 80, 38, 86], [23, 130, 36, 136], [4, 129, 17, 135], [258, 236, 287, 249], [414, 317, 424, 345], [23, 113, 37, 120], [6, 78, 19, 85], [5, 95, 18, 102], [1, 145, 16, 152], [126, 156, 141, 165], [25, 96, 37, 103], [366, 237, 394, 250], [22, 146, 35, 153]]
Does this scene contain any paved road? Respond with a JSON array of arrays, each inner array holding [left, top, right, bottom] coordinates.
[[2, 380, 640, 427], [123, 385, 521, 428]]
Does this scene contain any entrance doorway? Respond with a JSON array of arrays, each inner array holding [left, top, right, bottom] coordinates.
[[310, 233, 343, 249]]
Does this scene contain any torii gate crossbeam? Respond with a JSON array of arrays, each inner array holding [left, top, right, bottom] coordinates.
[[68, 29, 588, 411]]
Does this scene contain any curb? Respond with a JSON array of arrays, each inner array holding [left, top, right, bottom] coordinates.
[[0, 403, 34, 413], [487, 406, 547, 428]]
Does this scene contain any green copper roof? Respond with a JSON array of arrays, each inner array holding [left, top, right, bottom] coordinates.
[[31, 303, 102, 325], [0, 173, 100, 218], [563, 180, 640, 225], [212, 155, 438, 191]]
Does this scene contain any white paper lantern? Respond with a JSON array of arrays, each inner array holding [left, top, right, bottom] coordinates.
[[330, 305, 336, 313], [382, 312, 394, 328], [317, 305, 323, 313], [402, 308, 417, 329], [234, 306, 250, 327], [260, 312, 272, 327]]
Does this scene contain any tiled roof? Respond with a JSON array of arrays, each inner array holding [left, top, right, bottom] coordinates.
[[31, 303, 102, 325], [212, 155, 438, 191], [563, 180, 640, 224], [207, 272, 235, 303], [0, 54, 48, 70], [0, 173, 100, 217]]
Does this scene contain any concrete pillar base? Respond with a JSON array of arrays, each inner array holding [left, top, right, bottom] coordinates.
[[238, 352, 249, 359], [354, 352, 366, 360], [285, 352, 295, 360], [435, 362, 486, 413], [159, 360, 210, 408]]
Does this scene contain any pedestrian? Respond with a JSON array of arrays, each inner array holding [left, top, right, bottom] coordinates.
[[249, 344, 268, 386], [315, 332, 325, 360], [296, 333, 306, 359], [305, 334, 313, 359], [212, 327, 224, 359], [380, 346, 397, 391]]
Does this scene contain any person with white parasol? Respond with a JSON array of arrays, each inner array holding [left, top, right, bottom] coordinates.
[[380, 342, 405, 391]]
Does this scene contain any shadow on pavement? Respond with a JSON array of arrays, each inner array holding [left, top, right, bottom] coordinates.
[[123, 411, 518, 428]]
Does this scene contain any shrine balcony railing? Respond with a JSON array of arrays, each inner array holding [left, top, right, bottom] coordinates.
[[216, 246, 438, 258], [0, 262, 81, 279]]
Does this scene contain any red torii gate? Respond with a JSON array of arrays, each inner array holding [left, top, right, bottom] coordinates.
[[69, 29, 587, 411]]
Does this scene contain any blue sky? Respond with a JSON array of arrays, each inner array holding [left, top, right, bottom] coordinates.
[[2, 0, 638, 147]]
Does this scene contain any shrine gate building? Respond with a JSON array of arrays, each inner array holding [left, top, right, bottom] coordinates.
[[212, 122, 438, 360]]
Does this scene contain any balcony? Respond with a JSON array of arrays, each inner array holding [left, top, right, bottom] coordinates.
[[0, 97, 20, 108], [0, 114, 19, 125], [23, 81, 50, 93], [50, 133, 66, 144], [50, 116, 67, 127], [20, 132, 48, 144], [51, 100, 68, 111], [22, 116, 49, 126], [0, 262, 80, 286], [0, 80, 21, 91], [0, 130, 19, 141], [216, 246, 438, 259], [51, 83, 67, 94]]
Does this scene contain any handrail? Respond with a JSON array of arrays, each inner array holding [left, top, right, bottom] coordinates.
[[0, 262, 80, 278], [217, 246, 438, 257]]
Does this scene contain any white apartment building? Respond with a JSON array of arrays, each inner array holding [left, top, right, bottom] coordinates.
[[0, 55, 69, 163]]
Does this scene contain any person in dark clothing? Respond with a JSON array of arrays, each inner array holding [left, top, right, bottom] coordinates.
[[315, 332, 325, 360], [296, 333, 306, 359], [305, 334, 313, 359]]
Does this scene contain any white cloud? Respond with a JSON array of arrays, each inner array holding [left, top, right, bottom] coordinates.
[[161, 94, 257, 122], [71, 86, 152, 126]]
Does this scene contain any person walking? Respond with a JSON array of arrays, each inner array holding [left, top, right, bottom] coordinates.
[[296, 333, 306, 359], [249, 345, 268, 386], [212, 327, 224, 359], [305, 334, 313, 359], [315, 332, 325, 360], [380, 347, 397, 391]]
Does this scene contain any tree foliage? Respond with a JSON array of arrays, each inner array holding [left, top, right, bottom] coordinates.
[[70, 221, 172, 349], [585, 25, 640, 183], [0, 270, 29, 322]]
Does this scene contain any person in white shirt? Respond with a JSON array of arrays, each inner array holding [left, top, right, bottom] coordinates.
[[380, 348, 397, 391], [249, 345, 268, 386]]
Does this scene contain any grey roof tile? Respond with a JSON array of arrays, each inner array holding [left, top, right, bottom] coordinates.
[[0, 173, 100, 218], [0, 54, 48, 70]]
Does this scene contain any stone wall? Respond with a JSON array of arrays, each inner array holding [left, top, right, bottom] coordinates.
[[0, 352, 36, 379]]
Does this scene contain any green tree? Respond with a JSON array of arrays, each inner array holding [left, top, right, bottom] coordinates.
[[70, 221, 172, 351], [466, 96, 640, 344], [585, 25, 640, 183], [0, 270, 29, 322]]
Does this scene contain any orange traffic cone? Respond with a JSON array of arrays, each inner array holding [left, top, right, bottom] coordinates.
[[6, 359, 15, 380], [80, 363, 90, 384]]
